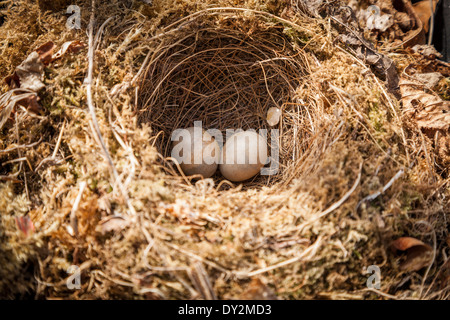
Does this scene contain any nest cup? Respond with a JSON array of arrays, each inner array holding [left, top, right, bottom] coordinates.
[[138, 13, 330, 188]]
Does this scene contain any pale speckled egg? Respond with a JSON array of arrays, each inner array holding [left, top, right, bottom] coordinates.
[[171, 127, 219, 178], [219, 131, 268, 182], [266, 107, 281, 126]]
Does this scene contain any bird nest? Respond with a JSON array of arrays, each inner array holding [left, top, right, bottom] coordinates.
[[1, 0, 449, 300], [138, 12, 339, 188]]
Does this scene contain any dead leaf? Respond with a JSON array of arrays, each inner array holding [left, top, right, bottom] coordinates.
[[36, 41, 57, 65], [391, 237, 433, 271], [4, 40, 85, 91], [392, 237, 427, 250], [13, 51, 45, 92], [396, 0, 425, 48], [412, 44, 443, 59], [400, 75, 450, 167], [8, 41, 56, 91], [1, 40, 85, 128], [295, 0, 324, 17], [0, 89, 38, 130], [4, 72, 20, 89], [401, 62, 450, 168], [330, 6, 400, 98], [411, 72, 444, 90], [52, 41, 85, 61], [412, 0, 439, 33], [400, 78, 450, 131], [18, 94, 41, 114], [412, 60, 450, 77]]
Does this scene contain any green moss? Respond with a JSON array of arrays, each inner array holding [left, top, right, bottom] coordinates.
[[368, 101, 387, 134]]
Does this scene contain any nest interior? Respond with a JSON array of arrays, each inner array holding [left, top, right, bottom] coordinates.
[[139, 15, 338, 188]]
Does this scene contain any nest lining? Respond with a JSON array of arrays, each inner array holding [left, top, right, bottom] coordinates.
[[138, 15, 332, 187]]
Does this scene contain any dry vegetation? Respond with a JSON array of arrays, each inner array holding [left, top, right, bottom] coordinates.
[[0, 0, 449, 299]]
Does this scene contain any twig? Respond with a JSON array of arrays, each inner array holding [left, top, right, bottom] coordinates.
[[428, 0, 435, 45], [187, 262, 217, 300], [1, 157, 27, 166], [85, 1, 117, 178], [85, 0, 140, 221], [0, 137, 42, 155], [94, 17, 115, 50], [34, 122, 66, 172], [14, 113, 29, 200], [357, 169, 404, 209], [362, 288, 402, 300], [52, 121, 65, 159], [68, 181, 87, 237], [235, 236, 323, 278]]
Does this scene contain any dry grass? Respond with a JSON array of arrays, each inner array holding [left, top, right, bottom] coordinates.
[[0, 0, 449, 300]]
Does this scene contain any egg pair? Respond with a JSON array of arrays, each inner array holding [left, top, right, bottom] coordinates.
[[171, 127, 268, 182]]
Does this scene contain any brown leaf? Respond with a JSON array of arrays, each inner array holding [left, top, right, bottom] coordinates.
[[296, 0, 324, 17], [13, 51, 46, 92], [17, 94, 41, 114], [412, 0, 439, 33], [10, 41, 56, 91], [411, 72, 444, 90], [52, 41, 85, 61], [4, 40, 85, 91], [392, 236, 428, 251], [400, 76, 450, 166], [400, 78, 450, 131], [4, 72, 20, 89], [0, 90, 39, 130], [391, 237, 433, 272], [36, 41, 56, 65], [1, 40, 84, 126]]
